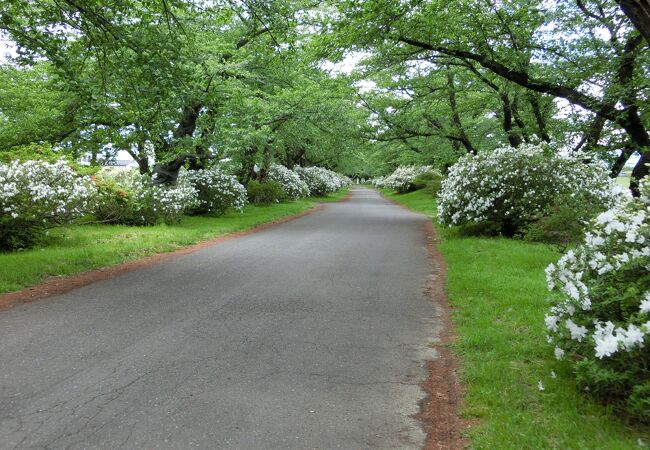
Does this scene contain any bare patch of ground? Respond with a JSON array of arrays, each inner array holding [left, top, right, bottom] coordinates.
[[417, 219, 469, 449]]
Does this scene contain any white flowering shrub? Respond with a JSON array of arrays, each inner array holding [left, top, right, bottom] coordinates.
[[179, 167, 247, 215], [0, 159, 97, 250], [372, 176, 386, 188], [268, 164, 310, 200], [437, 144, 622, 236], [94, 169, 196, 225], [294, 166, 351, 196], [381, 165, 438, 193], [545, 177, 650, 421]]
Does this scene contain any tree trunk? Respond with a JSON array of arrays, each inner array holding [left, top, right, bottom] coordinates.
[[501, 92, 522, 147], [617, 0, 650, 46], [446, 70, 476, 154], [527, 94, 551, 142], [610, 143, 635, 178]]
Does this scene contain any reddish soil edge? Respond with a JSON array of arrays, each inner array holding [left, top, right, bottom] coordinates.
[[0, 202, 331, 311], [380, 192, 469, 449], [418, 219, 469, 450]]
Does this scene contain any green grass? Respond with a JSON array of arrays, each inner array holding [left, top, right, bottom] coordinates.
[[311, 187, 350, 202], [382, 188, 649, 449], [0, 199, 317, 294]]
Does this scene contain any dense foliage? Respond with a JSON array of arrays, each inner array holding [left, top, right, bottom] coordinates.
[[246, 180, 286, 205], [437, 144, 623, 236], [0, 159, 96, 249], [294, 166, 351, 196], [94, 169, 196, 226], [373, 165, 438, 193], [179, 167, 247, 216], [545, 177, 650, 421], [268, 164, 310, 200]]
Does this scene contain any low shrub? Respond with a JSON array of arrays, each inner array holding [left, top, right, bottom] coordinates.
[[179, 167, 247, 215], [246, 180, 285, 204], [93, 169, 196, 225], [412, 171, 444, 196], [545, 177, 650, 421], [294, 166, 350, 196], [380, 165, 439, 193], [268, 164, 310, 200], [523, 192, 606, 249], [437, 144, 623, 236], [0, 159, 96, 250]]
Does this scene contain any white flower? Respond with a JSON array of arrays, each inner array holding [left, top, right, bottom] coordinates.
[[641, 292, 650, 314], [554, 346, 565, 360], [545, 315, 559, 332], [565, 319, 588, 342]]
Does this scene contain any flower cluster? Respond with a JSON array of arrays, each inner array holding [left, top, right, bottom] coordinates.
[[179, 167, 247, 215], [0, 159, 96, 250], [94, 169, 196, 225], [373, 165, 437, 193], [268, 164, 310, 200], [545, 177, 650, 420], [437, 144, 623, 235], [294, 166, 351, 196]]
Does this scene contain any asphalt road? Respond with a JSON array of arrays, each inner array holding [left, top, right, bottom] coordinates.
[[0, 187, 440, 450]]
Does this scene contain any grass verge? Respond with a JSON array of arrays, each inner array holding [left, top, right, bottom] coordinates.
[[311, 187, 350, 202], [0, 198, 320, 294], [382, 188, 649, 449]]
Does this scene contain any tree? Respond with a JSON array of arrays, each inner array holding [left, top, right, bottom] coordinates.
[[324, 0, 650, 192]]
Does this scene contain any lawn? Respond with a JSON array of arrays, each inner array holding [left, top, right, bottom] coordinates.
[[383, 188, 649, 449], [0, 190, 348, 294]]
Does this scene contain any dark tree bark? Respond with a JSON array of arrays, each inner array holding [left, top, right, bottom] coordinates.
[[617, 0, 650, 46], [610, 143, 636, 178], [446, 69, 477, 154], [500, 92, 522, 147], [527, 94, 551, 142], [460, 60, 525, 146]]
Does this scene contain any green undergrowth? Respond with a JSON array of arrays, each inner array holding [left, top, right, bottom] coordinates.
[[311, 187, 350, 202], [382, 188, 649, 449], [0, 199, 320, 294]]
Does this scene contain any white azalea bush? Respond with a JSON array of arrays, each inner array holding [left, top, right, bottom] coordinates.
[[381, 165, 438, 193], [545, 177, 650, 421], [437, 144, 622, 236], [268, 164, 310, 200], [179, 167, 247, 215], [372, 176, 386, 188], [94, 169, 196, 225], [294, 166, 351, 196], [0, 159, 96, 250]]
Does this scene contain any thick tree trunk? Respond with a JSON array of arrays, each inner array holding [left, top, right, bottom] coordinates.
[[501, 93, 522, 147], [617, 0, 650, 46]]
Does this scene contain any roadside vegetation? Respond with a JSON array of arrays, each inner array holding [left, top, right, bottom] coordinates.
[[2, 0, 650, 446], [384, 187, 650, 448]]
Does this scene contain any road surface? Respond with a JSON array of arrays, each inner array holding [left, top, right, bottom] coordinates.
[[0, 188, 441, 449]]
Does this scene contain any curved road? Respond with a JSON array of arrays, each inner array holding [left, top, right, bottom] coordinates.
[[0, 188, 441, 449]]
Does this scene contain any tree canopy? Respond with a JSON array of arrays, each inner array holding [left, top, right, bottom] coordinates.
[[1, 0, 649, 190]]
